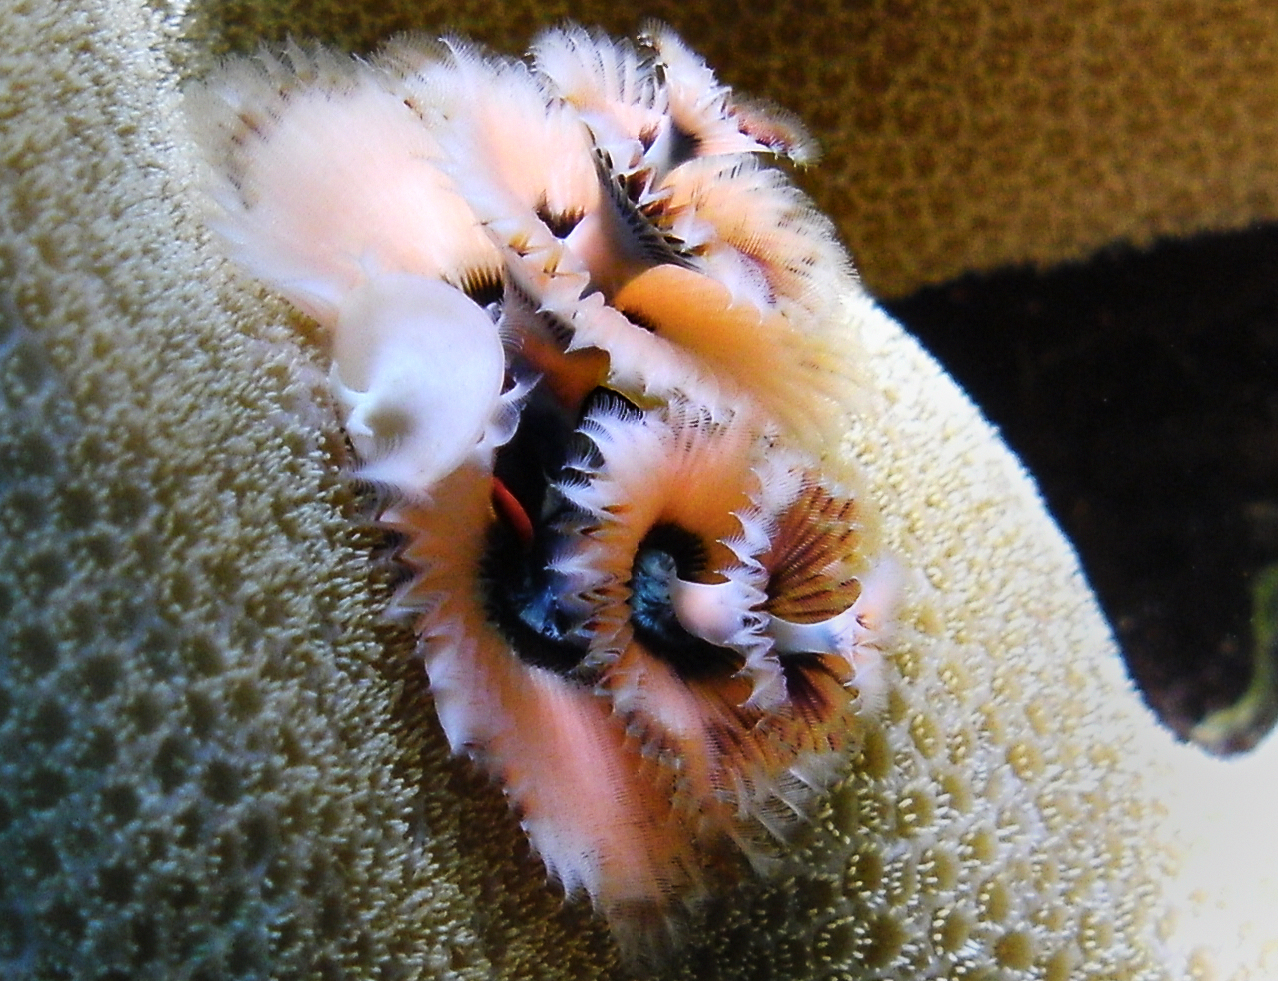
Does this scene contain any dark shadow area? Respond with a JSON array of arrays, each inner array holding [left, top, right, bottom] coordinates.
[[886, 224, 1278, 743]]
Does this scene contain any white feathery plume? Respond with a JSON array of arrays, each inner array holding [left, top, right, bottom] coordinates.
[[185, 44, 500, 325], [388, 35, 607, 286], [657, 153, 857, 323], [384, 464, 709, 967], [530, 25, 665, 175], [641, 22, 817, 165], [542, 395, 869, 864], [609, 263, 853, 451]]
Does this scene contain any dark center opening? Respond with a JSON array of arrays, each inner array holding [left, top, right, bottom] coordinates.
[[629, 523, 744, 680], [481, 518, 588, 675], [482, 384, 590, 675]]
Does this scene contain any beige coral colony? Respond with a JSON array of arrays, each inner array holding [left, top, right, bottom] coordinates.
[[4, 2, 1278, 981]]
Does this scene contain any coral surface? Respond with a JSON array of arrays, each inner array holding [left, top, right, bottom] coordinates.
[[3, 3, 1278, 981]]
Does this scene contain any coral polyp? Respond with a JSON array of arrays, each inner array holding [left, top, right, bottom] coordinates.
[[188, 25, 892, 962]]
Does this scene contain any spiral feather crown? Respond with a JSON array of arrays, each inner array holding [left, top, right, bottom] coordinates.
[[187, 25, 894, 963]]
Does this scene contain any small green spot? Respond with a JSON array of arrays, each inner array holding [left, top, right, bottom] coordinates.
[[1192, 563, 1278, 754]]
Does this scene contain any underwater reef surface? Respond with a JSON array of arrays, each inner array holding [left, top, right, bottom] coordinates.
[[3, 2, 1278, 980]]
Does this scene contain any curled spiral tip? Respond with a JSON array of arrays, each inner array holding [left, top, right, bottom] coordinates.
[[329, 273, 507, 498], [669, 577, 768, 651]]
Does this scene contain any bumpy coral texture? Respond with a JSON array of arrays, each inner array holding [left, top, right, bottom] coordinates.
[[4, 5, 1278, 981], [184, 0, 1278, 298]]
